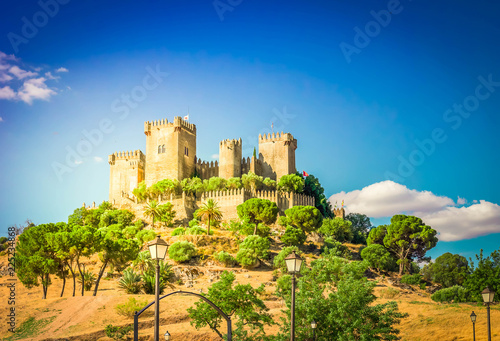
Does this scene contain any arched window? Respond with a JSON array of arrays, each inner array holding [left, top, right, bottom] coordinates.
[[158, 145, 161, 154], [162, 145, 166, 153]]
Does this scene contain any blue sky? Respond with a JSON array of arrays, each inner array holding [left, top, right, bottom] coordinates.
[[0, 0, 499, 261]]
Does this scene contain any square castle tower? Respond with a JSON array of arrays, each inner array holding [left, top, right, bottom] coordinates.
[[108, 116, 298, 206]]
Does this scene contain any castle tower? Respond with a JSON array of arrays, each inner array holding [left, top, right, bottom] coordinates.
[[108, 150, 145, 205], [219, 138, 242, 179], [144, 117, 196, 185], [333, 208, 346, 219], [258, 132, 297, 181]]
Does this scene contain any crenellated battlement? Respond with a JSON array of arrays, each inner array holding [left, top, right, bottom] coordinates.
[[144, 117, 196, 135], [196, 158, 219, 179], [258, 131, 295, 142], [108, 150, 145, 165], [333, 208, 345, 219], [220, 138, 242, 147], [174, 116, 196, 133]]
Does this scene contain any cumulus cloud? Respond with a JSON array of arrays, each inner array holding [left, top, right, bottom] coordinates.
[[17, 77, 57, 105], [74, 160, 83, 165], [9, 66, 37, 79], [94, 156, 103, 162], [45, 72, 60, 80], [56, 67, 69, 73], [211, 154, 219, 159], [0, 117, 4, 122], [0, 72, 13, 82], [0, 86, 16, 100], [329, 180, 500, 242]]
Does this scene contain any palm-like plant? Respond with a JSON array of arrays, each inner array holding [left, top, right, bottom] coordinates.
[[118, 268, 142, 294], [143, 200, 163, 229], [197, 199, 223, 235]]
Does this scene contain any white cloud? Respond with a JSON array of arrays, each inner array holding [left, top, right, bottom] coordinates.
[[56, 67, 69, 73], [94, 156, 103, 162], [17, 77, 57, 105], [0, 72, 13, 82], [0, 117, 3, 122], [0, 51, 18, 62], [329, 180, 500, 242], [9, 65, 37, 79], [45, 72, 60, 80], [0, 86, 16, 100], [74, 160, 83, 165], [211, 154, 219, 159]]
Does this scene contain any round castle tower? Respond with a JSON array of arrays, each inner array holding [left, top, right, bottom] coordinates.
[[219, 138, 242, 179]]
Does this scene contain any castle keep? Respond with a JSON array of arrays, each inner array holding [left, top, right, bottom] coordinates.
[[108, 117, 313, 222]]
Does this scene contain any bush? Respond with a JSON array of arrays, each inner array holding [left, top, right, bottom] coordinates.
[[168, 241, 197, 263], [186, 226, 212, 235], [0, 236, 8, 244], [118, 269, 142, 294], [401, 274, 424, 285], [141, 272, 166, 295], [236, 235, 270, 268], [215, 251, 236, 267], [379, 287, 399, 299], [78, 270, 96, 291], [361, 244, 397, 272], [230, 217, 270, 237], [431, 285, 469, 303], [236, 248, 260, 268], [115, 297, 151, 318], [280, 226, 307, 246], [319, 218, 353, 242], [323, 238, 350, 259], [105, 324, 134, 340], [171, 227, 186, 236], [273, 246, 301, 273]]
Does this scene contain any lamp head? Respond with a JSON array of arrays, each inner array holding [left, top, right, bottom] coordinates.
[[481, 287, 495, 304], [164, 330, 171, 340], [148, 235, 169, 260], [311, 320, 317, 329], [470, 311, 477, 323], [285, 251, 303, 274]]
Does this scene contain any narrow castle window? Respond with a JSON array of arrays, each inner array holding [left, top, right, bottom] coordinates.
[[162, 145, 165, 153], [158, 145, 161, 154], [185, 147, 189, 156]]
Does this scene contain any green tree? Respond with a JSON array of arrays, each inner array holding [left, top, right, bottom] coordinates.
[[463, 249, 500, 302], [319, 217, 353, 242], [367, 224, 388, 245], [345, 213, 372, 244], [301, 173, 333, 218], [158, 203, 176, 227], [196, 199, 223, 235], [277, 174, 304, 193], [187, 271, 273, 340], [132, 181, 149, 202], [283, 205, 323, 233], [371, 215, 438, 275], [70, 224, 98, 296], [276, 249, 407, 340], [421, 252, 469, 288], [241, 172, 264, 192], [149, 179, 179, 199], [181, 177, 205, 197], [280, 226, 307, 246], [361, 244, 397, 272], [236, 235, 270, 268], [143, 200, 162, 229], [203, 177, 227, 192], [263, 177, 277, 191], [237, 198, 279, 235], [226, 177, 243, 190]]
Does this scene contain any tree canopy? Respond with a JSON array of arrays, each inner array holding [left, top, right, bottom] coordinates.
[[421, 252, 469, 288], [237, 198, 279, 235]]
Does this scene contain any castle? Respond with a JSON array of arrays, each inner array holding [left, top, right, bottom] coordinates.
[[107, 116, 315, 222]]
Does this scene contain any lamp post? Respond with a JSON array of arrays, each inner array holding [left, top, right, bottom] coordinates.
[[148, 235, 169, 341], [311, 320, 317, 341], [164, 330, 171, 340], [285, 251, 303, 341], [482, 287, 495, 341], [470, 311, 476, 341]]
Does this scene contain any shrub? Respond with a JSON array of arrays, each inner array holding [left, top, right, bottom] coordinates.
[[379, 287, 399, 299], [78, 270, 96, 291], [0, 236, 8, 244], [186, 226, 212, 235], [118, 269, 142, 294], [431, 285, 469, 303], [361, 244, 397, 271], [115, 297, 151, 318], [141, 272, 166, 295], [168, 241, 197, 263], [236, 248, 260, 268], [239, 235, 270, 259], [273, 246, 301, 273], [280, 226, 307, 246], [323, 238, 350, 259], [189, 218, 200, 228], [215, 251, 236, 267], [319, 218, 353, 242], [231, 217, 270, 237], [401, 274, 424, 286], [105, 324, 134, 340], [171, 227, 186, 236]]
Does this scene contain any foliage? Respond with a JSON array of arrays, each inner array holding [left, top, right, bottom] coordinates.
[[463, 248, 500, 302], [431, 286, 469, 303], [168, 241, 197, 263], [196, 199, 223, 235], [277, 174, 304, 193], [214, 251, 236, 267], [345, 212, 372, 244], [361, 244, 397, 272], [276, 249, 408, 340], [226, 177, 243, 189], [171, 227, 186, 236], [149, 179, 179, 199], [273, 246, 301, 274], [186, 226, 212, 235], [263, 177, 277, 190], [141, 272, 166, 295], [280, 226, 307, 246], [400, 274, 424, 286], [323, 238, 351, 259], [301, 173, 333, 218], [118, 268, 142, 294], [78, 270, 96, 291], [132, 181, 149, 202], [143, 200, 162, 229], [379, 287, 400, 299], [236, 235, 270, 268], [241, 171, 264, 191], [237, 198, 279, 235], [181, 177, 205, 197], [282, 205, 323, 233], [421, 252, 470, 288], [229, 217, 270, 237], [158, 202, 176, 227], [368, 215, 438, 275], [187, 271, 273, 339], [203, 177, 227, 192], [115, 297, 150, 318], [105, 324, 134, 340], [319, 217, 353, 242]]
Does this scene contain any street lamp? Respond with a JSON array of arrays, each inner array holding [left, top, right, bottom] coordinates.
[[164, 330, 171, 340], [148, 235, 169, 341], [311, 320, 317, 341], [285, 251, 303, 341], [470, 311, 476, 341], [482, 287, 495, 341]]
